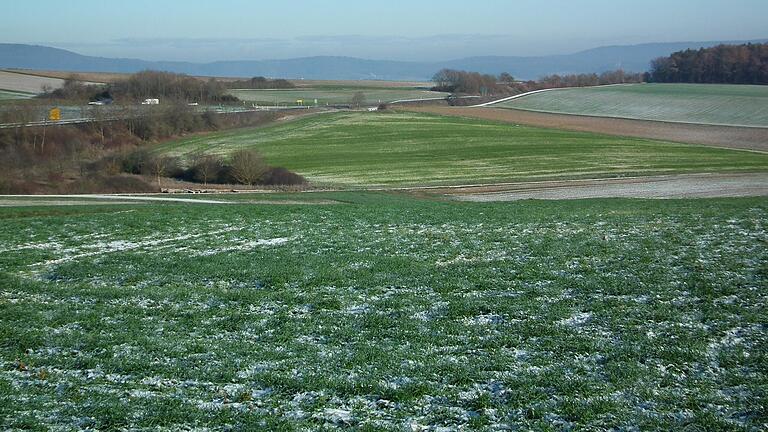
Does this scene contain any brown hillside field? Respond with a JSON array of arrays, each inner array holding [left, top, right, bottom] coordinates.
[[0, 70, 66, 93], [403, 105, 768, 152], [0, 70, 108, 92]]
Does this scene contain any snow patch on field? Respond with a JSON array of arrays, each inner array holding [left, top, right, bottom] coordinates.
[[32, 226, 245, 267], [195, 237, 292, 256]]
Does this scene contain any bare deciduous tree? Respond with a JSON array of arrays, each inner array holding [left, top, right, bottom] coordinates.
[[499, 72, 515, 83], [351, 92, 366, 108], [191, 154, 223, 185], [146, 156, 179, 189], [229, 149, 267, 186]]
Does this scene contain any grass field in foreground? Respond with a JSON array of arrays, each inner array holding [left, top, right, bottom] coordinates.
[[229, 88, 447, 106], [1, 195, 766, 430], [496, 83, 768, 127], [156, 111, 768, 187]]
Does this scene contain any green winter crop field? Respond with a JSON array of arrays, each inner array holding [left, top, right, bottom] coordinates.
[[229, 88, 447, 106], [0, 89, 34, 101], [1, 194, 766, 430], [495, 84, 768, 127], [155, 111, 768, 187]]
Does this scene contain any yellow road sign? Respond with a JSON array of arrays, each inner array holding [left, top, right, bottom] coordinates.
[[49, 108, 61, 121]]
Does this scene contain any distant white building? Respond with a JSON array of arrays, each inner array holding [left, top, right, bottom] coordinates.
[[142, 98, 160, 105]]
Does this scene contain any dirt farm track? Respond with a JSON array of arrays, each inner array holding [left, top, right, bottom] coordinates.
[[404, 106, 768, 153]]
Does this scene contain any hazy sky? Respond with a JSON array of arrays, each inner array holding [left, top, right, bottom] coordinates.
[[4, 0, 767, 61]]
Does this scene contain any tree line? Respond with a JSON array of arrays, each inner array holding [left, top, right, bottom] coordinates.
[[101, 149, 306, 190], [432, 70, 505, 94], [432, 69, 644, 96], [43, 71, 239, 104], [649, 43, 768, 84], [224, 76, 296, 89]]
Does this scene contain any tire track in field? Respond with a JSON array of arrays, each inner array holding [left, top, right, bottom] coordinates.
[[33, 226, 245, 267]]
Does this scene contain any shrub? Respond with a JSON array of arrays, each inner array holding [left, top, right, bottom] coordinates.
[[65, 175, 157, 194], [202, 111, 222, 130], [142, 156, 182, 188], [262, 167, 307, 186], [120, 149, 152, 174], [190, 154, 224, 185], [228, 149, 268, 186]]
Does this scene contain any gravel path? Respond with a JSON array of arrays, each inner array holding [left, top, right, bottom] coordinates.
[[449, 173, 768, 201]]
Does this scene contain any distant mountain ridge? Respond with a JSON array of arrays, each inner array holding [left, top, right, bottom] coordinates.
[[1, 39, 766, 81]]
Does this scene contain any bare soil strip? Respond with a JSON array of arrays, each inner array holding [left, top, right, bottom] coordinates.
[[403, 106, 768, 152], [442, 173, 768, 202]]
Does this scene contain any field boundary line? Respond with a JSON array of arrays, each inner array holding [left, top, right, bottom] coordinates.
[[0, 194, 235, 204], [471, 83, 634, 107]]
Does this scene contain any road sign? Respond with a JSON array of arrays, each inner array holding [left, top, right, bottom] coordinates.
[[296, 99, 304, 105], [49, 108, 61, 122]]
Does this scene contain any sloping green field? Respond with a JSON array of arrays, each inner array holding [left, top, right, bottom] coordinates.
[[229, 88, 447, 106], [1, 196, 766, 429], [156, 111, 768, 187], [496, 84, 768, 127], [0, 89, 34, 101]]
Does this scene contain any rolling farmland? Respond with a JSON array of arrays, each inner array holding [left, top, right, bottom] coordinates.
[[1, 195, 766, 430], [156, 111, 768, 187], [3, 3, 768, 430], [495, 84, 768, 127]]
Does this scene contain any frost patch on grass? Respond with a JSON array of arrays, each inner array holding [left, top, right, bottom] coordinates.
[[32, 226, 244, 267], [1, 199, 766, 430], [558, 312, 592, 327], [313, 408, 354, 425], [128, 389, 157, 399], [195, 237, 291, 256], [463, 314, 504, 325]]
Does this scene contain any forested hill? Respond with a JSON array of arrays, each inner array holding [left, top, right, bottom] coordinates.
[[650, 43, 768, 84]]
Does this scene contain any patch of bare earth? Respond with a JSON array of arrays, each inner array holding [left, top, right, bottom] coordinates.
[[440, 173, 768, 201], [403, 106, 768, 152]]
